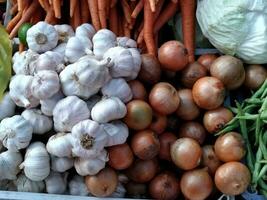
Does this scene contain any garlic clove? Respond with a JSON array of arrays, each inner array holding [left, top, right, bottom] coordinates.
[[76, 23, 96, 40], [0, 92, 16, 121], [117, 37, 137, 48], [51, 156, 74, 173], [52, 43, 67, 56], [54, 24, 74, 43], [68, 175, 90, 196], [15, 174, 45, 193], [65, 37, 86, 63], [45, 171, 67, 194]]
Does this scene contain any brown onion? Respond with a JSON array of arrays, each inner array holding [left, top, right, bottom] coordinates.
[[159, 132, 177, 161], [149, 82, 180, 115], [126, 159, 158, 183], [176, 89, 200, 120], [180, 62, 208, 88], [214, 132, 246, 162], [138, 54, 161, 84], [180, 168, 213, 200], [178, 121, 207, 145], [201, 145, 222, 175], [197, 54, 218, 71], [158, 41, 189, 71], [108, 143, 134, 170], [203, 107, 233, 133], [126, 181, 147, 197], [149, 172, 180, 200], [170, 138, 202, 170], [85, 167, 118, 197], [131, 130, 160, 160], [167, 115, 180, 132], [215, 162, 251, 195], [244, 64, 267, 90], [210, 55, 245, 90], [128, 80, 148, 100], [124, 100, 153, 130], [149, 112, 167, 134], [192, 76, 225, 110]]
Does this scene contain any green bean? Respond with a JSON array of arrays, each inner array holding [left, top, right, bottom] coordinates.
[[259, 179, 267, 191], [215, 122, 239, 136], [260, 160, 267, 164], [254, 116, 261, 146], [252, 79, 267, 99], [245, 98, 264, 104], [252, 146, 263, 185], [260, 132, 267, 160], [256, 165, 267, 183]]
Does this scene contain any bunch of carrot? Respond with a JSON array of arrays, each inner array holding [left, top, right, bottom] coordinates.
[[6, 0, 195, 60]]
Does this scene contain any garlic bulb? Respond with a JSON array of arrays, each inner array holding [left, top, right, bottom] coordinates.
[[92, 29, 116, 59], [127, 48, 142, 80], [117, 37, 137, 48], [52, 43, 67, 56], [15, 174, 45, 193], [51, 156, 74, 172], [76, 23, 96, 40], [101, 78, 133, 103], [60, 56, 110, 99], [40, 90, 64, 117], [9, 75, 39, 108], [0, 92, 16, 121], [109, 182, 126, 198], [0, 115, 33, 151], [74, 149, 108, 176], [86, 95, 101, 112], [101, 121, 129, 147], [71, 119, 107, 158], [0, 150, 22, 180], [54, 24, 74, 43], [21, 109, 52, 134], [46, 133, 73, 158], [27, 21, 58, 53], [91, 97, 127, 123], [68, 175, 90, 196], [45, 171, 67, 194], [0, 180, 16, 191], [53, 96, 90, 132], [31, 70, 60, 100], [21, 142, 50, 181]]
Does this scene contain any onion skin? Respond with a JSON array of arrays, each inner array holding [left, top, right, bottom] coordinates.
[[215, 162, 251, 195], [159, 132, 177, 161], [214, 132, 246, 162], [201, 145, 222, 175], [180, 62, 208, 88], [178, 121, 206, 145], [149, 82, 180, 115], [244, 64, 267, 90], [149, 172, 180, 200], [149, 112, 167, 135], [128, 80, 148, 101], [176, 89, 200, 120], [170, 138, 202, 170], [108, 143, 134, 170], [158, 41, 189, 71], [210, 55, 245, 90], [197, 54, 218, 71], [85, 167, 118, 197], [180, 168, 213, 200], [131, 130, 160, 160], [192, 76, 225, 110], [203, 107, 233, 134], [124, 100, 153, 131]]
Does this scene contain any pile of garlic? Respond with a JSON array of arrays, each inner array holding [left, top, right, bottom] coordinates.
[[0, 21, 141, 196]]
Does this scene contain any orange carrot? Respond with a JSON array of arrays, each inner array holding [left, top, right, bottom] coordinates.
[[45, 7, 55, 24], [148, 0, 156, 12], [110, 0, 117, 8], [121, 0, 131, 24], [10, 3, 18, 15], [137, 29, 144, 45], [106, 0, 110, 17], [88, 0, 101, 30], [123, 18, 131, 37], [70, 0, 78, 17], [80, 0, 90, 23], [6, 11, 22, 33], [131, 0, 143, 18], [39, 0, 50, 11], [53, 0, 61, 18], [98, 0, 107, 28], [31, 7, 44, 24], [180, 0, 196, 62], [109, 5, 118, 35], [154, 0, 165, 19], [17, 0, 23, 11], [73, 1, 81, 29]]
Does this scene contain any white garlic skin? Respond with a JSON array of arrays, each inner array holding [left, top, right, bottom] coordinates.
[[109, 182, 126, 198], [40, 90, 64, 117], [15, 174, 45, 193], [51, 156, 74, 173], [45, 171, 67, 194], [0, 150, 22, 180], [46, 133, 73, 158], [21, 109, 52, 135], [65, 37, 87, 63], [54, 24, 74, 43], [9, 74, 40, 108], [52, 43, 67, 57], [91, 97, 127, 123], [76, 23, 96, 40], [86, 95, 101, 112], [0, 92, 16, 121], [126, 48, 142, 81], [21, 142, 50, 181], [68, 175, 90, 196], [53, 96, 90, 132], [31, 70, 60, 100], [117, 37, 137, 48], [0, 115, 33, 151]]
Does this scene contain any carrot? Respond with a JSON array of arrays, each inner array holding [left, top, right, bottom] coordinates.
[[137, 29, 144, 45], [118, 15, 124, 37], [121, 0, 131, 24], [131, 0, 143, 18], [19, 43, 25, 53], [45, 7, 55, 24], [31, 7, 44, 24], [105, 0, 110, 19], [148, 0, 156, 12], [53, 0, 61, 18], [10, 3, 18, 15], [73, 1, 81, 29], [39, 0, 50, 11], [70, 0, 78, 17], [110, 0, 117, 8], [87, 0, 101, 30], [80, 0, 90, 23], [98, 0, 107, 28], [6, 11, 22, 33], [154, 0, 165, 19], [180, 0, 196, 62], [109, 5, 118, 35], [123, 18, 131, 37], [17, 0, 23, 11]]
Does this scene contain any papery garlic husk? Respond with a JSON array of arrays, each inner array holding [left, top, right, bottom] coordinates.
[[0, 115, 33, 151], [54, 24, 75, 43], [9, 74, 40, 108], [52, 43, 66, 55], [117, 37, 137, 48], [118, 173, 129, 184], [68, 175, 90, 196], [46, 133, 73, 158], [0, 179, 16, 191], [40, 90, 64, 117], [31, 70, 60, 100], [101, 78, 133, 103], [0, 150, 22, 180], [60, 56, 110, 99], [126, 48, 142, 81], [0, 92, 16, 121], [92, 29, 117, 59], [71, 119, 107, 158], [76, 23, 96, 40], [21, 142, 50, 181], [91, 97, 127, 123], [86, 95, 101, 112], [15, 173, 45, 193], [51, 156, 74, 172], [21, 109, 52, 134], [45, 171, 68, 194], [109, 182, 126, 198], [101, 121, 129, 147], [53, 96, 90, 132], [74, 149, 108, 176]]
